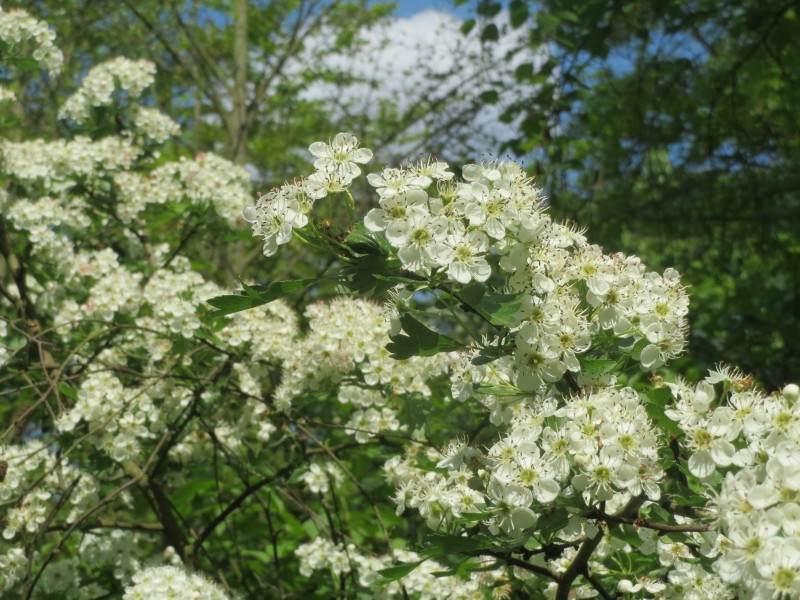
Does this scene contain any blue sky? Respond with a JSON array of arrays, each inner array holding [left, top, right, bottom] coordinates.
[[391, 0, 472, 18]]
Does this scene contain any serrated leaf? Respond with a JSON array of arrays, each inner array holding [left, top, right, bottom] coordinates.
[[373, 560, 424, 585], [580, 357, 618, 375], [345, 222, 392, 256], [205, 278, 318, 319], [386, 314, 465, 359], [459, 283, 523, 327], [537, 508, 570, 538]]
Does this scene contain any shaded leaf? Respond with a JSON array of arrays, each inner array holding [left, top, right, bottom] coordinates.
[[386, 314, 465, 359], [459, 283, 523, 327], [205, 278, 319, 319], [373, 560, 424, 585]]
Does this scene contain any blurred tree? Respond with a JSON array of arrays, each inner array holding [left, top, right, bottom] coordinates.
[[11, 1, 517, 282], [471, 0, 800, 387], [22, 0, 391, 169]]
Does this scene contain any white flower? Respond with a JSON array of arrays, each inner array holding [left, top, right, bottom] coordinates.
[[364, 188, 428, 233], [754, 537, 800, 598], [485, 477, 538, 537], [386, 212, 452, 274], [243, 186, 308, 257], [572, 445, 635, 504], [308, 132, 372, 182], [445, 226, 491, 284]]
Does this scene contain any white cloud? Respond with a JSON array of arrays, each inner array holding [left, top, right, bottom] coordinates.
[[293, 9, 547, 162]]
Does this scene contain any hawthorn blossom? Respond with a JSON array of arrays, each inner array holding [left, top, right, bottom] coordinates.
[[308, 132, 372, 183]]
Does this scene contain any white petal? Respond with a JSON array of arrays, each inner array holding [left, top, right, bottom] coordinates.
[[639, 344, 660, 368], [308, 141, 331, 158], [449, 261, 472, 284], [534, 478, 560, 503], [688, 449, 716, 479], [709, 439, 735, 467]]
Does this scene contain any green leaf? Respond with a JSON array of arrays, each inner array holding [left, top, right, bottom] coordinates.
[[476, 0, 502, 18], [420, 533, 489, 557], [536, 508, 570, 539], [459, 283, 523, 327], [345, 222, 392, 256], [645, 387, 682, 436], [373, 560, 424, 585], [509, 0, 529, 28], [580, 357, 618, 375], [473, 384, 521, 397], [460, 19, 476, 35], [480, 23, 499, 42], [241, 549, 272, 563], [386, 314, 465, 359], [342, 223, 403, 295], [480, 90, 499, 105], [57, 382, 78, 401], [205, 278, 318, 319], [515, 62, 534, 83]]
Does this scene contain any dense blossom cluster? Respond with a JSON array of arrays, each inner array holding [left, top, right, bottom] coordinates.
[[388, 387, 663, 531], [3, 8, 800, 599], [296, 538, 507, 598], [0, 6, 63, 76], [0, 441, 100, 592], [59, 57, 157, 123], [114, 153, 251, 224], [243, 132, 373, 256], [122, 565, 230, 600], [273, 297, 450, 420], [668, 372, 800, 599]]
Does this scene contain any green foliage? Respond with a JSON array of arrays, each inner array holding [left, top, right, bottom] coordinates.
[[386, 314, 465, 359]]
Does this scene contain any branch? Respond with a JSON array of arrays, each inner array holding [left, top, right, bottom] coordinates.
[[478, 550, 558, 581], [556, 496, 646, 600], [191, 464, 293, 553], [588, 508, 711, 533]]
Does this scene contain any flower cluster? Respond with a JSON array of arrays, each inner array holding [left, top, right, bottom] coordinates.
[[362, 157, 690, 385], [391, 387, 663, 537], [3, 10, 798, 597], [0, 6, 63, 76], [0, 441, 98, 557], [122, 565, 230, 600], [296, 538, 507, 598], [665, 372, 800, 599], [115, 152, 252, 224], [273, 297, 450, 425], [59, 57, 157, 123], [244, 133, 372, 256], [132, 105, 181, 143], [1, 136, 139, 189]]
